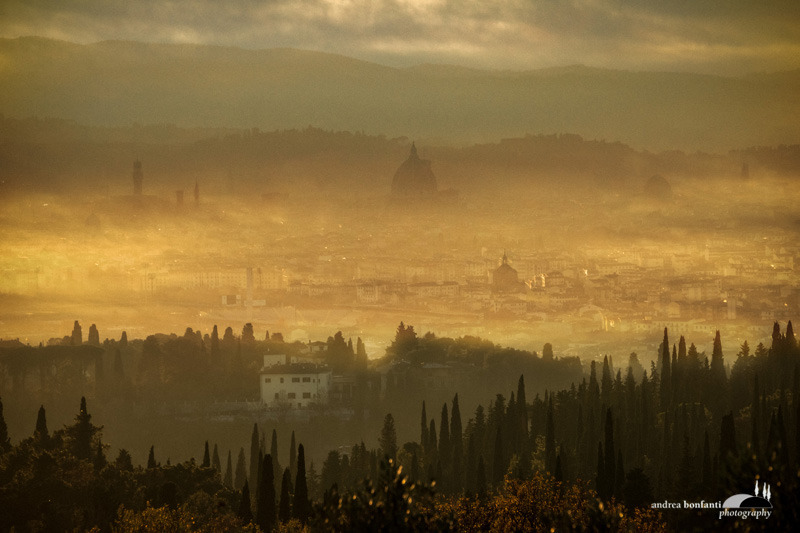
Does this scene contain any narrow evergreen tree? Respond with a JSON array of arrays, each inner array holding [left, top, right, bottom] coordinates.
[[147, 445, 157, 468], [516, 375, 528, 444], [238, 480, 253, 523], [710, 331, 728, 418], [420, 401, 429, 452], [439, 403, 451, 472], [289, 430, 297, 480], [451, 393, 464, 490], [235, 447, 248, 490], [492, 428, 504, 487], [212, 443, 221, 472], [476, 455, 487, 497], [256, 454, 276, 533], [249, 423, 260, 490], [660, 328, 671, 410], [202, 441, 211, 468], [68, 397, 98, 461], [35, 405, 48, 441], [270, 429, 281, 481], [224, 450, 234, 488], [293, 443, 310, 524], [545, 398, 556, 473], [0, 397, 10, 452], [601, 355, 613, 406], [278, 467, 292, 522]]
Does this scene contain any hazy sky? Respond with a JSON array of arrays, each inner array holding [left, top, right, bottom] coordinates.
[[1, 0, 799, 74]]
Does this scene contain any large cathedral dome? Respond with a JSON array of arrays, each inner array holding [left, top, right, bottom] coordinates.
[[391, 143, 438, 198]]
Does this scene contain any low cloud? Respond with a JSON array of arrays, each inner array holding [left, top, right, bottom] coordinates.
[[1, 0, 798, 73]]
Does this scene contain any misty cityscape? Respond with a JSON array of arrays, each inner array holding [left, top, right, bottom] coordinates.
[[1, 2, 800, 532]]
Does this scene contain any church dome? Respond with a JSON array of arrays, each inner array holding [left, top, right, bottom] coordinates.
[[391, 143, 438, 198], [493, 252, 521, 292]]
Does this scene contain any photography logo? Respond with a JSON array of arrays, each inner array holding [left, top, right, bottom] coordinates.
[[651, 478, 773, 520], [719, 479, 772, 520]]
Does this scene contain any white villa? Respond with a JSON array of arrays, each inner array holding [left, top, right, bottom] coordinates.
[[259, 354, 331, 408]]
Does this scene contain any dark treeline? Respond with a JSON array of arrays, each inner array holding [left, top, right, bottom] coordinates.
[[3, 322, 799, 530], [0, 395, 664, 532], [0, 320, 583, 467], [315, 322, 800, 531], [2, 115, 798, 194]]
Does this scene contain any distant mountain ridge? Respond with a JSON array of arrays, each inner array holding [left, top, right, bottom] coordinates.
[[1, 37, 799, 152]]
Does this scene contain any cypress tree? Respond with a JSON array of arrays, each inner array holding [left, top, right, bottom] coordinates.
[[202, 441, 211, 468], [278, 467, 292, 522], [660, 328, 671, 410], [256, 454, 276, 533], [212, 443, 221, 472], [601, 355, 613, 406], [439, 403, 451, 472], [451, 394, 464, 491], [289, 431, 297, 480], [224, 450, 234, 488], [235, 447, 248, 490], [270, 429, 281, 481], [710, 331, 728, 417], [596, 443, 605, 497], [147, 445, 157, 468], [420, 401, 429, 452], [545, 398, 556, 474], [72, 396, 94, 460], [428, 419, 438, 463], [492, 428, 504, 487], [0, 397, 10, 452], [238, 480, 253, 523], [35, 405, 49, 441], [517, 375, 529, 447], [249, 423, 260, 490], [293, 444, 310, 524]]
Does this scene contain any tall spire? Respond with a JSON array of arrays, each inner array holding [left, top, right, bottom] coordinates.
[[410, 142, 418, 159]]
